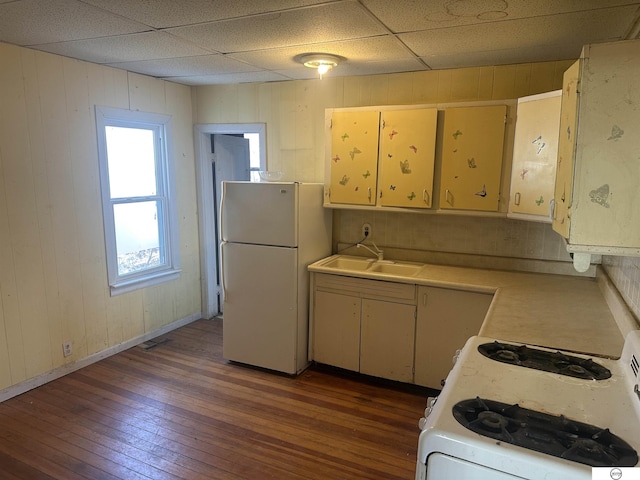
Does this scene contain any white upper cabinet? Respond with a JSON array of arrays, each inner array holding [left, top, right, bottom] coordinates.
[[508, 90, 562, 222], [552, 39, 640, 269]]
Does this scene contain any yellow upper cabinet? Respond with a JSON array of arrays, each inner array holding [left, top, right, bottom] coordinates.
[[440, 105, 507, 211], [329, 110, 380, 205], [379, 108, 438, 208], [509, 90, 562, 222]]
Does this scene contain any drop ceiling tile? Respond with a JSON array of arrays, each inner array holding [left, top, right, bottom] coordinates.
[[167, 2, 388, 54], [399, 8, 637, 62], [0, 0, 149, 45], [163, 71, 291, 86], [82, 0, 330, 28], [421, 45, 579, 70], [229, 36, 415, 71], [32, 31, 212, 64], [362, 0, 640, 33], [107, 54, 262, 77], [277, 58, 427, 80]]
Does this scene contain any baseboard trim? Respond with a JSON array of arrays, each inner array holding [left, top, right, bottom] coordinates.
[[0, 312, 202, 403]]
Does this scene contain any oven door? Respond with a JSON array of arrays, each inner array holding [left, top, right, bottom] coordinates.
[[427, 453, 526, 479]]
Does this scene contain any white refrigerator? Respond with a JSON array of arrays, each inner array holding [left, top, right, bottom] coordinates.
[[220, 181, 332, 374]]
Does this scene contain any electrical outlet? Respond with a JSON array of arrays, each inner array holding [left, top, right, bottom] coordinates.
[[362, 223, 371, 238], [62, 341, 72, 358]]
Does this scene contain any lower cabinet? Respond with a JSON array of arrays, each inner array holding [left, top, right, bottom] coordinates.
[[313, 290, 361, 371], [311, 274, 416, 382], [414, 286, 492, 389], [360, 299, 416, 383], [311, 273, 493, 387]]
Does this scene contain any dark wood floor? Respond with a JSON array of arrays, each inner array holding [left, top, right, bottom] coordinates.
[[0, 318, 435, 479]]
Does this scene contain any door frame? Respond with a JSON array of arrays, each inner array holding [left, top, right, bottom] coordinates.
[[194, 123, 267, 319]]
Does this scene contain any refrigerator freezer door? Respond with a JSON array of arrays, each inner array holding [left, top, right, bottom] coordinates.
[[221, 181, 298, 247], [221, 241, 300, 374]]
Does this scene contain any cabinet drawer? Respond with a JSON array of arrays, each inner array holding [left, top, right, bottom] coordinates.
[[315, 273, 416, 303]]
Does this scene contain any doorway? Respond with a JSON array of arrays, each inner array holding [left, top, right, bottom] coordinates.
[[194, 123, 266, 318]]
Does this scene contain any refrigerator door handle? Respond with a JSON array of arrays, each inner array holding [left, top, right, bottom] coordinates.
[[220, 241, 227, 300], [219, 184, 226, 243]]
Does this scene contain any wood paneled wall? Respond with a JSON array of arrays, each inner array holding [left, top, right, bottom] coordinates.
[[193, 61, 573, 183], [0, 43, 201, 394]]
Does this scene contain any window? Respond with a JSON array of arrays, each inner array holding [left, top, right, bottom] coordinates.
[[95, 106, 180, 295]]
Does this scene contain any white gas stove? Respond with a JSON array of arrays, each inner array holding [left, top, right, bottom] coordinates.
[[416, 330, 640, 479]]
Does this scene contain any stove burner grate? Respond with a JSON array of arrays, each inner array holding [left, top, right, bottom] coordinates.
[[452, 397, 638, 468], [477, 341, 612, 380]]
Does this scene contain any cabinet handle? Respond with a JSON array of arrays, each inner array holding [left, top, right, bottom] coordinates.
[[514, 192, 521, 206], [422, 293, 427, 306], [368, 187, 372, 203], [549, 198, 555, 220], [445, 189, 454, 206], [422, 189, 430, 206]]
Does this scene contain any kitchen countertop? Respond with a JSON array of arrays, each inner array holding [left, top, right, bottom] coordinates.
[[309, 255, 626, 358]]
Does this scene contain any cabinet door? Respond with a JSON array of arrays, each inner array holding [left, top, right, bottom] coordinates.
[[552, 60, 580, 238], [379, 108, 438, 208], [313, 290, 361, 371], [360, 299, 416, 383], [440, 105, 507, 211], [329, 110, 380, 205], [509, 90, 562, 221], [414, 286, 492, 389]]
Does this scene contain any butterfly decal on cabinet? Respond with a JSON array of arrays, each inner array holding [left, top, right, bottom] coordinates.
[[535, 196, 544, 206], [339, 175, 350, 186], [607, 125, 624, 141], [400, 159, 412, 174], [467, 158, 477, 169], [532, 135, 546, 154], [589, 184, 610, 208], [409, 145, 417, 154], [520, 168, 529, 180], [389, 130, 398, 140], [362, 170, 371, 179], [349, 147, 362, 160], [475, 184, 487, 197], [407, 191, 416, 200], [453, 130, 463, 139], [332, 155, 340, 163], [389, 185, 396, 191]]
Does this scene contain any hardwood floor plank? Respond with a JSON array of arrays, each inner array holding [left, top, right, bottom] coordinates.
[[0, 318, 433, 479]]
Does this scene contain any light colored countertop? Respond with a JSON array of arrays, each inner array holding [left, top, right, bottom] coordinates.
[[309, 255, 626, 358]]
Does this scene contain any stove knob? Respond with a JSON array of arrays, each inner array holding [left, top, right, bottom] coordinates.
[[418, 417, 428, 430], [452, 349, 462, 365], [424, 396, 438, 417]]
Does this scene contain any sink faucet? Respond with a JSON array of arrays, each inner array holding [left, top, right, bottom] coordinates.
[[356, 242, 384, 261]]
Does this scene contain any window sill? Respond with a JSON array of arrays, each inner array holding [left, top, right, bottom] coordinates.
[[109, 269, 182, 296]]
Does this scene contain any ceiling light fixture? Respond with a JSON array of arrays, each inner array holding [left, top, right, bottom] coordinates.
[[297, 53, 343, 79]]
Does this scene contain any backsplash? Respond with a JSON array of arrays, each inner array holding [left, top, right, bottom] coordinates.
[[602, 256, 640, 320], [336, 210, 571, 263]]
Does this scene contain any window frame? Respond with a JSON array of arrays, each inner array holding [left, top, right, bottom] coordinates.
[[95, 106, 181, 296]]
